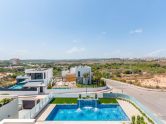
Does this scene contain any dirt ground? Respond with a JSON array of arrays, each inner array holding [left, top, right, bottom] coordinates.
[[139, 74, 166, 89]]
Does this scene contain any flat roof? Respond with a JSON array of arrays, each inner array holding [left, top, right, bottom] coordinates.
[[16, 75, 30, 79], [23, 81, 46, 87], [25, 68, 52, 73]]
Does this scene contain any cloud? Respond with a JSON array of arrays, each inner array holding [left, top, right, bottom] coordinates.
[[130, 28, 143, 34], [146, 49, 166, 57], [66, 47, 85, 54]]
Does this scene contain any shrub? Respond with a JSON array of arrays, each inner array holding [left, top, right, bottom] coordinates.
[[95, 93, 98, 99], [132, 116, 136, 124], [0, 98, 13, 107], [47, 83, 52, 89], [79, 94, 81, 99]]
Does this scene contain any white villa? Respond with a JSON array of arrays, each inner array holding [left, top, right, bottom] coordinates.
[[25, 68, 53, 84], [62, 66, 92, 84], [17, 68, 53, 93]]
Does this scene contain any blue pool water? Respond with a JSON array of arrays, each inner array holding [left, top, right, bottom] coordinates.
[[9, 83, 25, 89], [46, 104, 129, 121]]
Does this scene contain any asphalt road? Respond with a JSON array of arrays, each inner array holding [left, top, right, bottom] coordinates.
[[106, 79, 166, 123]]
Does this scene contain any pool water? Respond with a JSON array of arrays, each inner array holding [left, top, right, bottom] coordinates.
[[9, 83, 25, 89], [46, 104, 129, 121]]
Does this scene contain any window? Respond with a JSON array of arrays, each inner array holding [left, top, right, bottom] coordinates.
[[78, 71, 80, 77]]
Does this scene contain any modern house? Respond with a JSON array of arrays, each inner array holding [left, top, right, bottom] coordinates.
[[76, 66, 92, 84], [23, 68, 53, 93], [25, 68, 53, 84], [14, 68, 53, 94], [62, 66, 92, 84]]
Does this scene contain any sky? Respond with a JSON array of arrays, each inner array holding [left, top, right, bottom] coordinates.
[[0, 0, 166, 60]]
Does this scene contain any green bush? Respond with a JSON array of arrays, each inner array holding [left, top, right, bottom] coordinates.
[[0, 98, 13, 107], [79, 94, 81, 99]]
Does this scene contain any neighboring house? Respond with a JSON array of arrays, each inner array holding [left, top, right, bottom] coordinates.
[[62, 66, 92, 84], [25, 68, 53, 84], [76, 66, 92, 84], [23, 68, 53, 93]]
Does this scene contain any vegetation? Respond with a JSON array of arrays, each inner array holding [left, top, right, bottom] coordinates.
[[0, 98, 13, 107], [47, 83, 52, 89], [50, 98, 77, 104], [0, 67, 24, 87], [131, 115, 147, 124], [1, 59, 166, 88], [95, 93, 97, 99], [79, 94, 81, 99], [98, 98, 118, 104]]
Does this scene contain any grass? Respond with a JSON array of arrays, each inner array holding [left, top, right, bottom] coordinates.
[[98, 98, 118, 104], [50, 98, 78, 104], [0, 98, 13, 107]]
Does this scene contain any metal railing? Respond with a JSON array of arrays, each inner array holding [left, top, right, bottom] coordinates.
[[103, 93, 164, 124]]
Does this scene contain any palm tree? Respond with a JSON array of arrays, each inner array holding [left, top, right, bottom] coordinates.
[[83, 73, 89, 84]]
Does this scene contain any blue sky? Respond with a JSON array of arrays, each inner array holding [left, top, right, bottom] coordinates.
[[0, 0, 166, 59]]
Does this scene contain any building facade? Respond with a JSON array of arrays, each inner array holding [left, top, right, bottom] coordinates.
[[75, 66, 92, 84], [10, 58, 20, 65], [25, 68, 53, 84]]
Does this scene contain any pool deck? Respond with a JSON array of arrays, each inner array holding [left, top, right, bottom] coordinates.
[[118, 100, 150, 124], [36, 100, 150, 124], [36, 102, 131, 124], [36, 121, 130, 124], [36, 104, 56, 121]]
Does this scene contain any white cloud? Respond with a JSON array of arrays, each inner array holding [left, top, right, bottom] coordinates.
[[146, 49, 166, 57], [130, 28, 143, 34], [66, 47, 85, 54]]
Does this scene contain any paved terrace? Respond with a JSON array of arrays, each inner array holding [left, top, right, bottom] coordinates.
[[106, 79, 166, 123]]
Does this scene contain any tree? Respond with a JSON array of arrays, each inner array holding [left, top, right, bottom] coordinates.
[[83, 73, 90, 84], [93, 71, 102, 86]]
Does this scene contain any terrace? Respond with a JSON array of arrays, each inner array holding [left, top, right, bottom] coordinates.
[[0, 93, 162, 124], [34, 94, 157, 124]]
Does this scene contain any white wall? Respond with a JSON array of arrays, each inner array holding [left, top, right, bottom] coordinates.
[[75, 66, 92, 78], [1, 119, 35, 124], [0, 91, 38, 95], [75, 66, 92, 84], [0, 97, 18, 121]]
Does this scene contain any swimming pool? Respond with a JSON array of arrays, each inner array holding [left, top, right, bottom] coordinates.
[[8, 83, 25, 89], [46, 101, 129, 121]]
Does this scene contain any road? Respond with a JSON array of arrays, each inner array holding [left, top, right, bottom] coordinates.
[[106, 79, 166, 123]]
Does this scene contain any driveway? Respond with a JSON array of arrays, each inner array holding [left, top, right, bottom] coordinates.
[[106, 79, 166, 123]]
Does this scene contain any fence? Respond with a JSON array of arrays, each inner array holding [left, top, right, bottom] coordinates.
[[21, 92, 164, 124], [103, 93, 164, 124], [21, 94, 53, 119], [46, 86, 109, 94]]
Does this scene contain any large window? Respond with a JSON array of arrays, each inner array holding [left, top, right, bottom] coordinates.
[[31, 73, 43, 79], [78, 71, 80, 77]]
